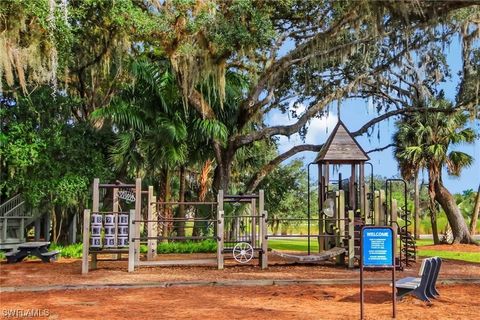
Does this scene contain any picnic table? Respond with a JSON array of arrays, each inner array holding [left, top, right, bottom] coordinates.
[[5, 242, 60, 263]]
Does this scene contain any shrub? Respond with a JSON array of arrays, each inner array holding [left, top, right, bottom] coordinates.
[[156, 240, 217, 254], [49, 243, 83, 258]]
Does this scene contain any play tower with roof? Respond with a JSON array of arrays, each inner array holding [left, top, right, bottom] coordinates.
[[308, 120, 416, 268]]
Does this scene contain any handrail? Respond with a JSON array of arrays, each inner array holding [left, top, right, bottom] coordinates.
[[4, 202, 31, 217], [0, 216, 32, 219], [0, 194, 23, 216], [0, 195, 32, 218]]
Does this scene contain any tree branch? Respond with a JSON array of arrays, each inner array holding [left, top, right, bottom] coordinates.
[[188, 89, 217, 119], [350, 107, 455, 137], [237, 9, 361, 129], [233, 74, 367, 149], [366, 143, 395, 154], [244, 106, 458, 193], [245, 144, 323, 193]]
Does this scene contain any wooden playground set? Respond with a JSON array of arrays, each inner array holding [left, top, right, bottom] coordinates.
[[81, 122, 417, 273]]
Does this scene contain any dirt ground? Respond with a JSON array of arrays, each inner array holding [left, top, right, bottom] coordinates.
[[1, 253, 479, 288], [1, 253, 479, 319], [1, 284, 479, 320]]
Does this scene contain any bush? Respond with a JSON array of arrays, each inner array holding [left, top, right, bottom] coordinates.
[[51, 240, 216, 257], [154, 240, 217, 254], [49, 243, 83, 258]]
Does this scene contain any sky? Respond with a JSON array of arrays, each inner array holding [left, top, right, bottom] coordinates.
[[266, 38, 480, 194]]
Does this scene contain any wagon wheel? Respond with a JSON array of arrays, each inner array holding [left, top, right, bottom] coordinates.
[[233, 242, 254, 264]]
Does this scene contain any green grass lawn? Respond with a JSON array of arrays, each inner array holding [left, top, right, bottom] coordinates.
[[269, 238, 319, 251], [416, 249, 480, 263], [268, 237, 480, 263]]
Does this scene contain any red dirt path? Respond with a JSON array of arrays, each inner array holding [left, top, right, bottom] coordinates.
[[1, 253, 479, 288], [1, 284, 479, 320], [1, 254, 479, 319]]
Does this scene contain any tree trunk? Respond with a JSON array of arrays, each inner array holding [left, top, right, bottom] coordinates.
[[176, 166, 186, 238], [51, 207, 57, 243], [434, 179, 476, 244], [427, 177, 440, 244], [470, 184, 480, 235], [158, 168, 172, 241], [413, 172, 420, 240], [212, 146, 235, 194]]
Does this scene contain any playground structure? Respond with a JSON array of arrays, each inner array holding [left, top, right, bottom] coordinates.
[[80, 177, 357, 272], [81, 121, 416, 273], [81, 179, 271, 273], [267, 121, 416, 268], [82, 179, 142, 273], [312, 121, 416, 268]]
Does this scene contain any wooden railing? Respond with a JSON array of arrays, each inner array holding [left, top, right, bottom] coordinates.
[[0, 194, 34, 243]]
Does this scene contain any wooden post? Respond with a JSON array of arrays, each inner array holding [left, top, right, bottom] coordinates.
[[34, 217, 41, 241], [82, 209, 91, 274], [68, 213, 77, 244], [217, 190, 224, 270], [374, 190, 380, 226], [1, 218, 6, 242], [337, 190, 345, 265], [19, 218, 25, 242], [91, 179, 99, 266], [324, 163, 330, 193], [251, 198, 256, 250], [147, 186, 156, 260], [391, 199, 398, 226], [134, 178, 141, 264], [321, 164, 329, 253], [348, 210, 355, 268], [112, 187, 120, 259], [152, 195, 158, 255], [365, 184, 372, 225], [92, 178, 100, 213], [379, 190, 385, 226], [44, 212, 51, 242], [261, 211, 268, 269], [113, 188, 119, 212], [359, 163, 366, 219], [259, 190, 268, 269], [128, 209, 136, 272], [350, 165, 356, 210]]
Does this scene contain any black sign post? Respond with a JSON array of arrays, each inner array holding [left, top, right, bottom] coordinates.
[[360, 226, 396, 319]]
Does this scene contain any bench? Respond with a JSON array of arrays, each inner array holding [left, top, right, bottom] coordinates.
[[395, 257, 441, 302], [40, 250, 61, 262], [5, 251, 26, 264], [4, 242, 60, 263]]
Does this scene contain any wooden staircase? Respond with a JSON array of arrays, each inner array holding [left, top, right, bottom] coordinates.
[[0, 194, 43, 250]]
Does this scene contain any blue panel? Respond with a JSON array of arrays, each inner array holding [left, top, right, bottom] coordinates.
[[362, 227, 394, 267]]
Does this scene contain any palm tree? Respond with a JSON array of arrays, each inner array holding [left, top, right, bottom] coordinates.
[[394, 119, 426, 241], [394, 99, 477, 244], [92, 58, 238, 237]]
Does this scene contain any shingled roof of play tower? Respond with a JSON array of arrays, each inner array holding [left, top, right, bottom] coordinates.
[[315, 120, 369, 164]]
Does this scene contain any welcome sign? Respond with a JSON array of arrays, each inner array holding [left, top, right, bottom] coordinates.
[[360, 226, 396, 319], [362, 227, 394, 267]]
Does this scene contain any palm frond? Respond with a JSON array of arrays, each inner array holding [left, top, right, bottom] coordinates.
[[446, 151, 473, 176]]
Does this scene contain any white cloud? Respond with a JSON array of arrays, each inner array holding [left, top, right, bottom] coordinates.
[[269, 111, 338, 155]]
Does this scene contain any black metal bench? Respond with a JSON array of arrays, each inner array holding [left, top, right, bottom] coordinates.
[[5, 242, 60, 263], [395, 257, 441, 302]]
